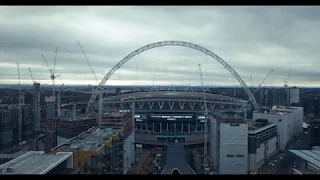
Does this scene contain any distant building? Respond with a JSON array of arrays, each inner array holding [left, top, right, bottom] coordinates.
[[307, 119, 320, 147], [0, 104, 34, 151], [313, 96, 320, 117], [0, 109, 13, 150], [0, 151, 74, 174], [289, 87, 301, 105]]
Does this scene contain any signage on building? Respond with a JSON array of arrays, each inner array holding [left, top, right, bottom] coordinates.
[[197, 115, 209, 123], [135, 114, 146, 122], [150, 115, 193, 121]]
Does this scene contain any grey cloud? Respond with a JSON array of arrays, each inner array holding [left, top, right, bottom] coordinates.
[[1, 6, 320, 87]]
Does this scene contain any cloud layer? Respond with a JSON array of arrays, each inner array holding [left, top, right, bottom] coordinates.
[[1, 6, 319, 87]]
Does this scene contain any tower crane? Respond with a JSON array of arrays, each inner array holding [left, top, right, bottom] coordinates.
[[77, 41, 99, 84], [28, 67, 35, 84], [42, 47, 60, 97], [78, 41, 103, 119], [16, 62, 23, 142], [241, 69, 274, 110], [199, 64, 210, 174]]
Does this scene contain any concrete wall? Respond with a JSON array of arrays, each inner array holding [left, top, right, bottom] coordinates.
[[219, 123, 248, 174]]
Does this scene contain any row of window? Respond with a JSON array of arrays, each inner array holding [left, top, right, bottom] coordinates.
[[226, 154, 245, 158]]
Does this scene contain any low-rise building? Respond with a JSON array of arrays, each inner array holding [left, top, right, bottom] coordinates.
[[248, 120, 277, 173], [51, 126, 131, 174], [253, 106, 303, 150], [0, 151, 74, 174], [289, 150, 320, 174], [209, 115, 278, 174], [218, 118, 248, 174]]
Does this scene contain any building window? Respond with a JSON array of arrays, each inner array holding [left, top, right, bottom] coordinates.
[[236, 154, 245, 158], [226, 154, 234, 158]]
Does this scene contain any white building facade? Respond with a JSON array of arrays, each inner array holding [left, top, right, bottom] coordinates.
[[219, 121, 248, 174], [253, 106, 303, 150]]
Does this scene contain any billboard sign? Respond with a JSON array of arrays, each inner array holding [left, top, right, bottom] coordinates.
[[150, 114, 193, 121]]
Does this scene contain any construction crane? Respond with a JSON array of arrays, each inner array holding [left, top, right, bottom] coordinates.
[[42, 47, 60, 97], [16, 62, 23, 142], [241, 69, 274, 110], [28, 67, 35, 84], [77, 41, 99, 84], [284, 69, 292, 106], [198, 64, 209, 174]]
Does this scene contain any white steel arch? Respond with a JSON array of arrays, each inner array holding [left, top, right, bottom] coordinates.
[[85, 40, 259, 114]]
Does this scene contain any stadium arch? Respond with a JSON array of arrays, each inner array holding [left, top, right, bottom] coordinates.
[[85, 40, 259, 114]]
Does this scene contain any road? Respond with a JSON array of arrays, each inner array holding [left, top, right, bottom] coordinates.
[[258, 133, 309, 174]]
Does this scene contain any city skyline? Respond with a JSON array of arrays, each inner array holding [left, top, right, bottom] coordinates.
[[1, 6, 320, 87]]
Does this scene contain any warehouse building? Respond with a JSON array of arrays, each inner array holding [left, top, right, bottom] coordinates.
[[51, 124, 134, 174], [0, 151, 75, 174]]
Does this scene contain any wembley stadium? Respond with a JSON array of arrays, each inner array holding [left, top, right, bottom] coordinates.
[[100, 87, 249, 145]]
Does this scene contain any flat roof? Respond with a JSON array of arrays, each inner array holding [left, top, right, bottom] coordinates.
[[289, 150, 320, 168], [52, 126, 122, 152], [0, 151, 72, 174], [248, 120, 276, 133]]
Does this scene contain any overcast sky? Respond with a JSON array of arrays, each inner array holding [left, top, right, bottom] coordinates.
[[0, 6, 320, 87]]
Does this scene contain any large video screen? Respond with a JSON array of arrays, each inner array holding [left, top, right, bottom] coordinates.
[[149, 114, 193, 122]]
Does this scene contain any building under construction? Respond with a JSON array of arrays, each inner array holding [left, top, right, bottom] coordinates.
[[45, 95, 98, 139], [51, 126, 125, 174], [46, 116, 97, 139]]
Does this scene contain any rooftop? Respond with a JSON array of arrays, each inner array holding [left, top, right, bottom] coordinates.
[[247, 120, 275, 132], [0, 151, 72, 174], [289, 150, 320, 168], [52, 126, 122, 152]]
